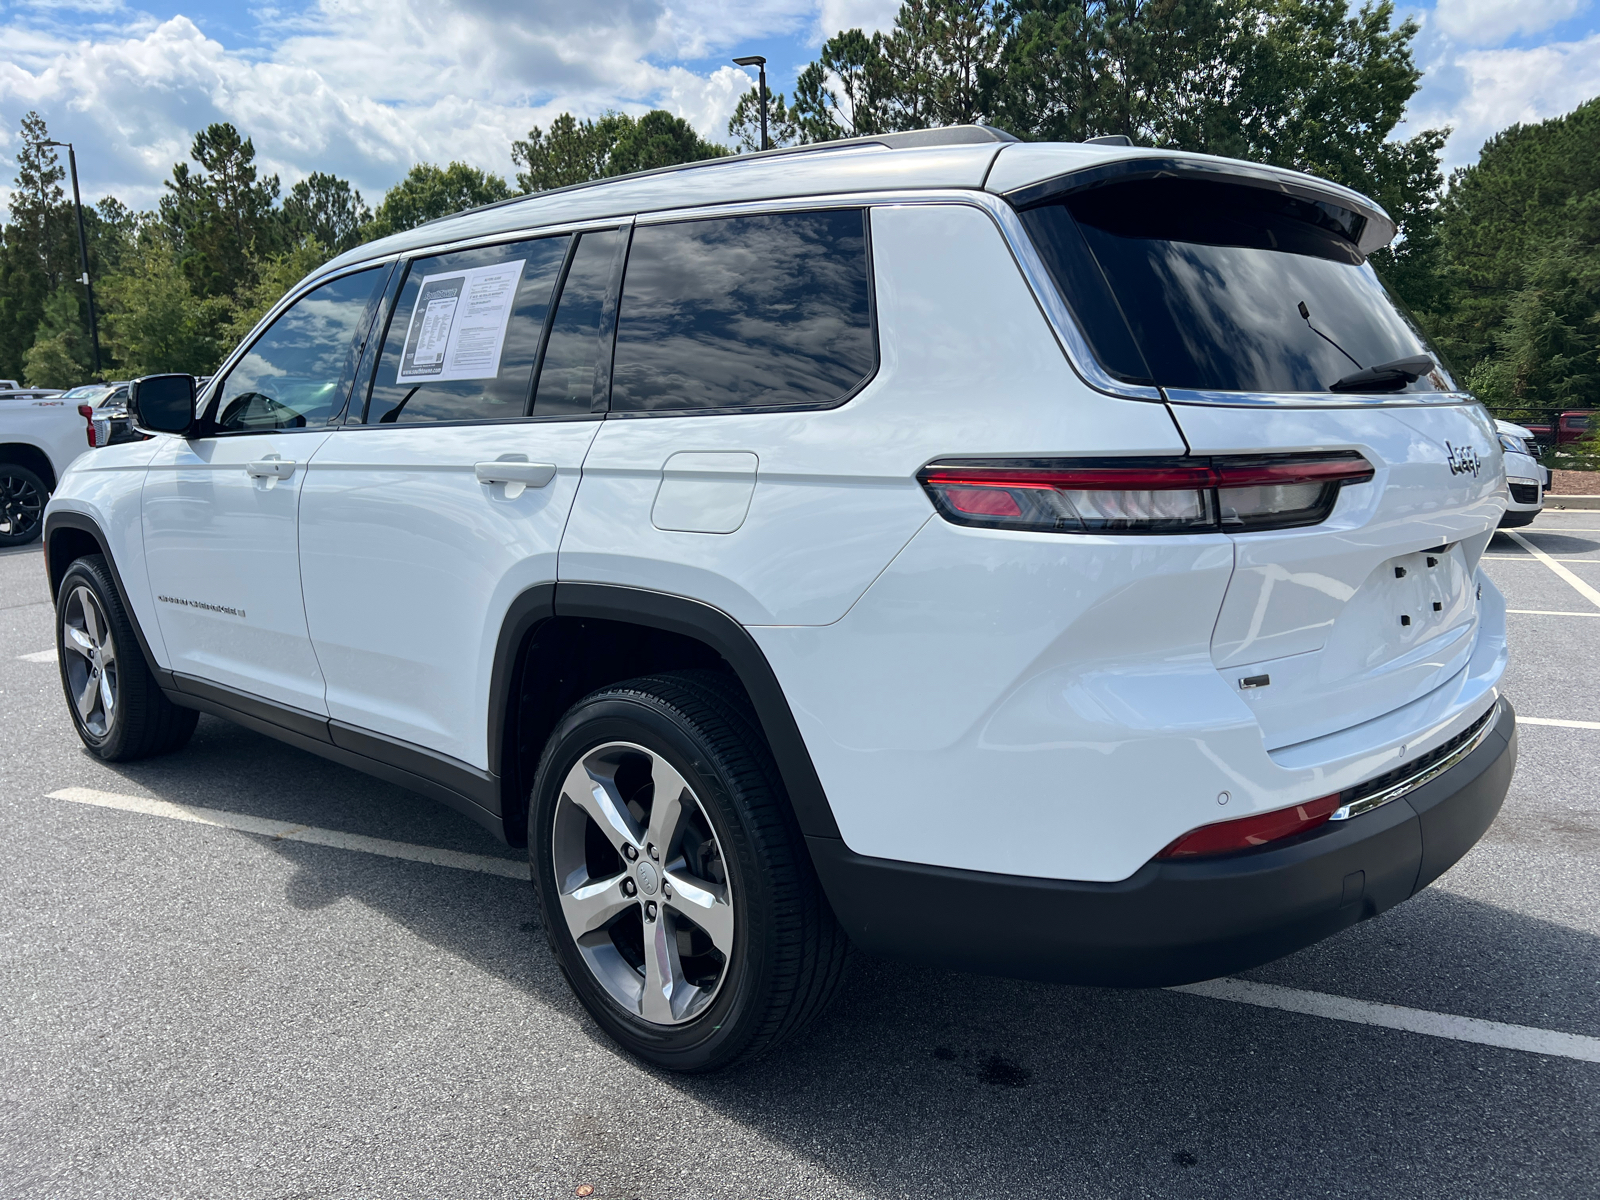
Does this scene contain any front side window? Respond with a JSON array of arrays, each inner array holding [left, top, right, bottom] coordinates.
[[364, 236, 571, 424], [1020, 178, 1453, 395], [214, 266, 387, 432], [610, 209, 875, 413]]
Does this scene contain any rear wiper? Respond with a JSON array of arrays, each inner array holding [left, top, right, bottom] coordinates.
[[1328, 355, 1436, 393]]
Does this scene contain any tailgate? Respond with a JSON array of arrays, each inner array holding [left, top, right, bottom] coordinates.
[[1173, 401, 1503, 751]]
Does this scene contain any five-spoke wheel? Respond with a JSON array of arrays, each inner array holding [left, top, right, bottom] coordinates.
[[61, 584, 118, 739], [552, 741, 736, 1025], [530, 671, 848, 1072]]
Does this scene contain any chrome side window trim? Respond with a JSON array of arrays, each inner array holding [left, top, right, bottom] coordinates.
[[1165, 387, 1478, 409]]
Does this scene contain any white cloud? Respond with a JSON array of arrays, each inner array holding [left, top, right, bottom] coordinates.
[[816, 0, 901, 39], [0, 0, 809, 214], [1432, 0, 1590, 44], [1405, 32, 1600, 169]]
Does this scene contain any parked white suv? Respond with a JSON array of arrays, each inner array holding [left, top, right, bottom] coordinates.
[[43, 128, 1515, 1071], [1496, 419, 1546, 527], [1, 385, 87, 546]]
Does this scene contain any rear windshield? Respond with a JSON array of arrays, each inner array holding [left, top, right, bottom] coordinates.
[[1019, 178, 1453, 395]]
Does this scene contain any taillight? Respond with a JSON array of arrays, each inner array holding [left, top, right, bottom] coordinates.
[[918, 453, 1374, 534], [1156, 793, 1342, 859], [78, 404, 109, 448]]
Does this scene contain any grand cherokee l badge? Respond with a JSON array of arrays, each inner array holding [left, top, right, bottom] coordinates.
[[1445, 441, 1481, 477]]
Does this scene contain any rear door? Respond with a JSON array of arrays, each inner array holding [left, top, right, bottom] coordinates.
[[297, 228, 619, 770], [141, 265, 388, 712]]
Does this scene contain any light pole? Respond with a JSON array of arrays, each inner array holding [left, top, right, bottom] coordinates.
[[732, 55, 769, 151], [34, 139, 102, 376]]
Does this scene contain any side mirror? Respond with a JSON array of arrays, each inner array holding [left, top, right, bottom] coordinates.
[[129, 374, 198, 436]]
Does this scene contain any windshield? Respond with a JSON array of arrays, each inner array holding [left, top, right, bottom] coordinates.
[[1019, 178, 1454, 395]]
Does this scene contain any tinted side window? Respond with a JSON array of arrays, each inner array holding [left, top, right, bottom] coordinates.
[[611, 210, 875, 413], [365, 236, 570, 424], [531, 228, 623, 416], [215, 266, 386, 432]]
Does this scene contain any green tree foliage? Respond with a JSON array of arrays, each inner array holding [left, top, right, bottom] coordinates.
[[792, 0, 1445, 288], [98, 230, 230, 377], [283, 172, 370, 253], [1424, 100, 1600, 426], [365, 162, 513, 238], [160, 123, 282, 298], [0, 113, 80, 382], [514, 111, 727, 191], [728, 89, 801, 151], [22, 285, 94, 386]]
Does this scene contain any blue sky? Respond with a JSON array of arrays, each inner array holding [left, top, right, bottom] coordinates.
[[1, 0, 1596, 214]]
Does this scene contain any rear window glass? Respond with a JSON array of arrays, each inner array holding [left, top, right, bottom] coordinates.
[[1020, 179, 1453, 395], [365, 236, 569, 424], [610, 210, 875, 412], [531, 228, 623, 416]]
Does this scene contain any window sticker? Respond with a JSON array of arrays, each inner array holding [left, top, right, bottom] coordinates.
[[396, 259, 526, 383]]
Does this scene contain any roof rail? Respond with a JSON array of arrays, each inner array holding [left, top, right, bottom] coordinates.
[[414, 124, 1022, 231]]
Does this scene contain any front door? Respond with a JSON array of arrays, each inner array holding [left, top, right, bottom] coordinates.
[[141, 265, 389, 713], [298, 228, 622, 770]]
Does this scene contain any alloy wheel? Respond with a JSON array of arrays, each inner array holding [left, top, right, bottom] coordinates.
[[61, 585, 118, 739], [551, 741, 735, 1026], [0, 471, 44, 540]]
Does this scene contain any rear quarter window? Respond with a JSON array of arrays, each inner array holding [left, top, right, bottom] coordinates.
[[610, 209, 875, 413]]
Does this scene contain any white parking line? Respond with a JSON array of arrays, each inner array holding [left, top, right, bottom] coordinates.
[[17, 648, 57, 662], [1517, 716, 1600, 730], [40, 786, 1600, 1065], [1507, 609, 1600, 617], [1484, 556, 1599, 563], [45, 787, 529, 880], [1504, 530, 1600, 609], [1172, 979, 1600, 1064]]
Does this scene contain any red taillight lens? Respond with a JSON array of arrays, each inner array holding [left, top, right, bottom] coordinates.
[[918, 454, 1373, 534], [1156, 793, 1342, 859], [78, 404, 101, 448]]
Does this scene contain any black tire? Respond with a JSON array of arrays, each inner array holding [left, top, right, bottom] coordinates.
[[529, 669, 848, 1072], [0, 462, 48, 547], [56, 554, 198, 761]]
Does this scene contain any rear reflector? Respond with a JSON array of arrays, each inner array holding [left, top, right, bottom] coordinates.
[[1156, 793, 1343, 859], [919, 453, 1374, 534]]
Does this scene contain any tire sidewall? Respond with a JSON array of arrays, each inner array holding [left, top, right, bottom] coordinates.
[[56, 559, 128, 758], [530, 693, 775, 1071]]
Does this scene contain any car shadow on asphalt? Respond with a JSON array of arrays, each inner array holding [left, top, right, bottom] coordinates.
[[90, 715, 1600, 1199]]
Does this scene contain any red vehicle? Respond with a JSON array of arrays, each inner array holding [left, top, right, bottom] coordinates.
[[1523, 410, 1593, 448]]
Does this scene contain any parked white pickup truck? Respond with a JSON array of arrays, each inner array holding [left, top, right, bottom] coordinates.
[[1, 386, 90, 546]]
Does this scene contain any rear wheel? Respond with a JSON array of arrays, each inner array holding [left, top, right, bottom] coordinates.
[[0, 463, 47, 547], [57, 555, 198, 760], [529, 670, 847, 1072]]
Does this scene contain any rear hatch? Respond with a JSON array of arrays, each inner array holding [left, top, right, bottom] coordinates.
[[1014, 167, 1504, 751]]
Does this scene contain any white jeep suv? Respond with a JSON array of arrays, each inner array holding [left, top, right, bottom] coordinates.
[[43, 128, 1515, 1072]]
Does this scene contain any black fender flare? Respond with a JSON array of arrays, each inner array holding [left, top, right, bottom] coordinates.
[[43, 510, 167, 682], [494, 582, 842, 841]]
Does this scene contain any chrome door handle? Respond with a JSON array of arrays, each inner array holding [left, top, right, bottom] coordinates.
[[475, 462, 556, 488], [246, 458, 297, 480]]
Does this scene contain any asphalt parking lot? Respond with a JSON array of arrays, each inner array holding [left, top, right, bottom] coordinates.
[[2, 511, 1596, 1199]]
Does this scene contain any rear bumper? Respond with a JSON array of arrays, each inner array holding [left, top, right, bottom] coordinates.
[[809, 699, 1516, 987]]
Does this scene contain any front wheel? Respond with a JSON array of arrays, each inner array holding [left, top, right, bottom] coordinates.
[[529, 671, 847, 1072], [56, 555, 198, 760]]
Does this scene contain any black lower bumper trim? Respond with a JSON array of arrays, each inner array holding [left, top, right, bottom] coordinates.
[[808, 700, 1516, 987]]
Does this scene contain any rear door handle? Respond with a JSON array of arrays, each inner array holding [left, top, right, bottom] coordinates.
[[475, 462, 557, 488], [246, 458, 297, 480]]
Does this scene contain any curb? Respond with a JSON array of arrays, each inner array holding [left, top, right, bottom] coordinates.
[[1546, 495, 1600, 510]]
